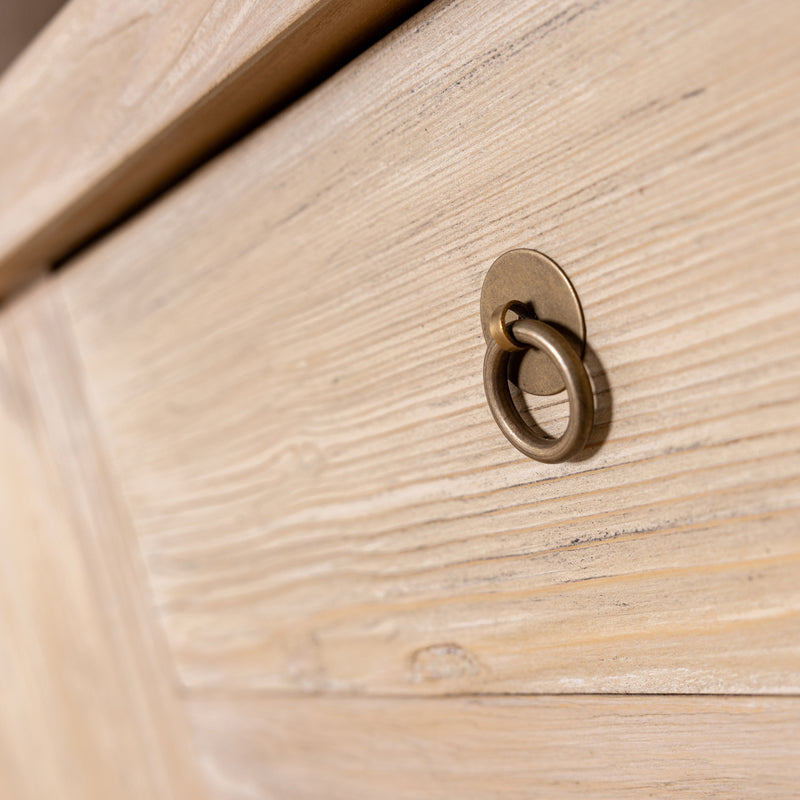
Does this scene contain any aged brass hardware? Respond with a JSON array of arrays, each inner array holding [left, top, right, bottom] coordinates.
[[480, 249, 585, 395], [480, 250, 594, 462]]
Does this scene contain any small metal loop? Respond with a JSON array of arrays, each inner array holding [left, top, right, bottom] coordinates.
[[483, 317, 594, 463], [488, 301, 535, 352]]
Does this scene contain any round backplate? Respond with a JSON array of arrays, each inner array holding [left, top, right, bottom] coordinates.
[[480, 249, 585, 395]]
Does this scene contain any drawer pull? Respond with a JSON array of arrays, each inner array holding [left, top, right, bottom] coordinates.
[[480, 250, 594, 462]]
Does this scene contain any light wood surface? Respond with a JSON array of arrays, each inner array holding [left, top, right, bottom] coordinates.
[[188, 693, 800, 799], [0, 283, 208, 800], [0, 0, 426, 295], [1, 281, 794, 800], [55, 0, 800, 696], [1, 0, 800, 794]]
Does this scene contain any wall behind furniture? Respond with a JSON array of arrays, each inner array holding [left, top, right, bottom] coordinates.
[[0, 0, 68, 76]]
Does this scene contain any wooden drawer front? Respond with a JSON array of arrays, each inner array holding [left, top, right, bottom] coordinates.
[[50, 0, 800, 699], [0, 0, 428, 292]]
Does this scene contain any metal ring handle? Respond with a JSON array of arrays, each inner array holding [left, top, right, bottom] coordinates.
[[483, 318, 594, 463]]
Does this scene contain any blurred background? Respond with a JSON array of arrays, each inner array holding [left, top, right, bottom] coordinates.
[[0, 0, 67, 74]]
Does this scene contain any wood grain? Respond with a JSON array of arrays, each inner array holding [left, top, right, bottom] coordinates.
[[0, 283, 209, 800], [0, 0, 427, 294], [188, 693, 800, 799], [58, 0, 800, 695]]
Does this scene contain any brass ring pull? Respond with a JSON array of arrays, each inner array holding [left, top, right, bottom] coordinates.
[[483, 313, 594, 463]]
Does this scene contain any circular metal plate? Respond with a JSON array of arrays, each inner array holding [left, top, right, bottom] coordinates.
[[480, 249, 585, 395]]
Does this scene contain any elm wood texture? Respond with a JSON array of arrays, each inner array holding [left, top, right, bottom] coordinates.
[[2, 301, 795, 800], [188, 694, 800, 799], [57, 0, 800, 695], [0, 283, 210, 800], [0, 0, 427, 296]]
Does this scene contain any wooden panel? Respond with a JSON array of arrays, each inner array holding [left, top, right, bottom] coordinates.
[[0, 0, 427, 294], [188, 693, 800, 799], [0, 283, 209, 800], [59, 0, 800, 694]]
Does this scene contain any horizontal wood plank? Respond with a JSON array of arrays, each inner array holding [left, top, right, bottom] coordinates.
[[58, 0, 800, 694], [188, 693, 800, 799], [0, 0, 427, 294]]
